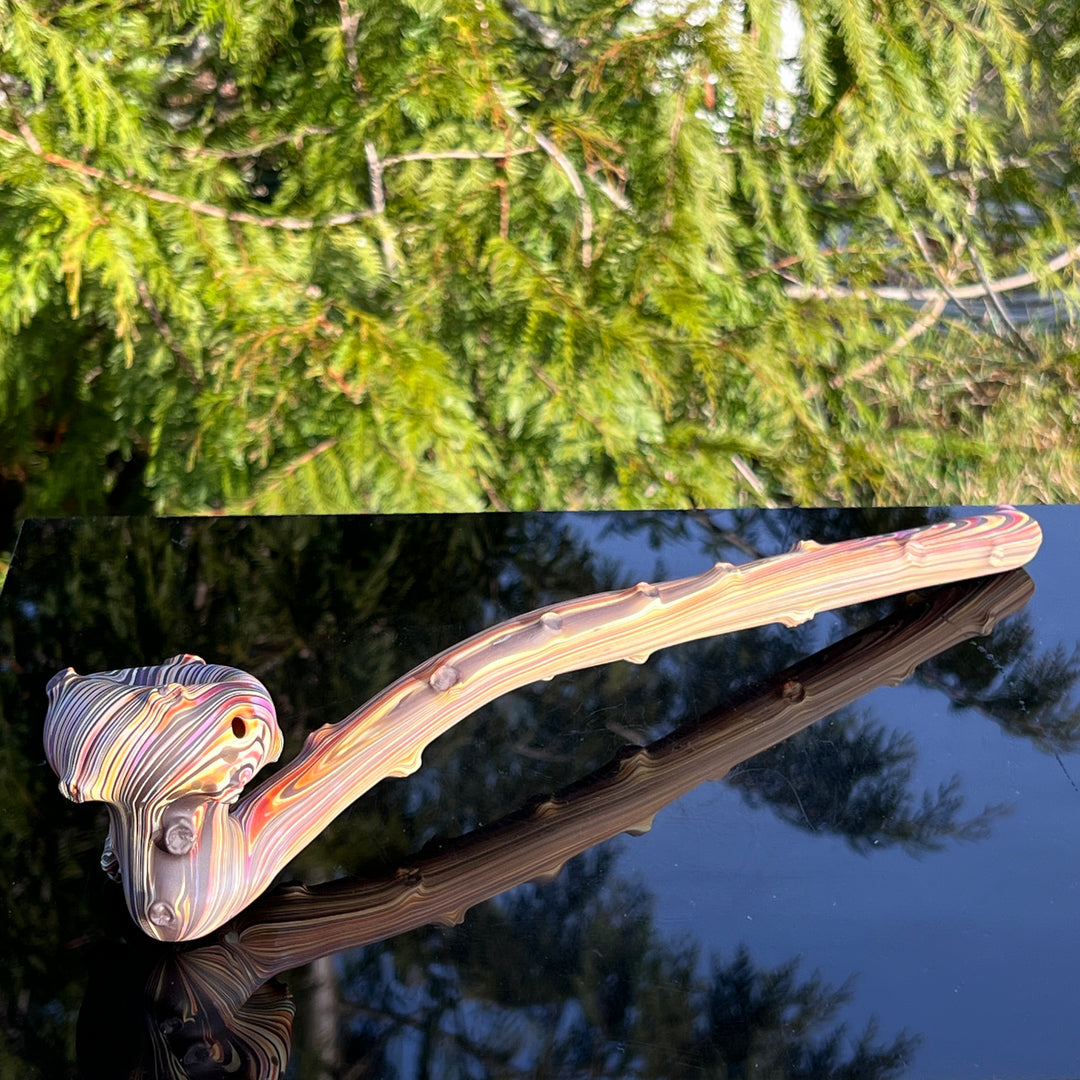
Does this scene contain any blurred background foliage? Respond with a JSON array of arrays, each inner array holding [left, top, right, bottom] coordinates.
[[1, 511, 1076, 1075], [1, 0, 1080, 573]]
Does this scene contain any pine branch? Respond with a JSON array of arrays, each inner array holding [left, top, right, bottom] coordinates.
[[338, 0, 364, 95], [0, 101, 615, 266], [495, 91, 594, 266], [219, 438, 341, 513], [181, 127, 338, 159], [0, 126, 375, 230]]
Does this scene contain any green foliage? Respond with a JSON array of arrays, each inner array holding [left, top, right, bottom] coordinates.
[[0, 0, 1077, 524]]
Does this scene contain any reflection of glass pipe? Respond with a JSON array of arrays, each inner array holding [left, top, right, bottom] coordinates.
[[44, 509, 1042, 942], [74, 568, 1035, 1079]]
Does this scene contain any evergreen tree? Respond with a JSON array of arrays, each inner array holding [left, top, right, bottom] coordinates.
[[1, 0, 1078, 534]]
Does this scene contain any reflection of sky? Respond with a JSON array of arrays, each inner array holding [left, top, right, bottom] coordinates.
[[573, 506, 1080, 1079]]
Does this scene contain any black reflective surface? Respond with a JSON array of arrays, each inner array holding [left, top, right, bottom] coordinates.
[[1, 508, 1077, 1079]]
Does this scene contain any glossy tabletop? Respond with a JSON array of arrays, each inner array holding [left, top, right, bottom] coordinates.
[[0, 508, 1077, 1079]]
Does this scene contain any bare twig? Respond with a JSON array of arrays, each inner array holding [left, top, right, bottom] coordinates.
[[382, 146, 537, 166], [365, 140, 398, 274], [338, 0, 364, 95], [4, 90, 622, 254], [182, 127, 338, 160], [0, 85, 42, 154], [478, 474, 510, 511], [360, 144, 382, 213], [495, 158, 510, 239], [743, 247, 851, 280], [829, 234, 965, 390], [218, 438, 341, 514], [339, 1, 400, 272], [836, 295, 949, 390], [488, 84, 596, 265], [662, 83, 687, 230], [531, 128, 593, 266], [731, 454, 777, 507], [906, 219, 979, 325], [496, 101, 593, 265], [783, 243, 1080, 302], [586, 165, 633, 212], [966, 237, 1038, 360], [906, 213, 1038, 359]]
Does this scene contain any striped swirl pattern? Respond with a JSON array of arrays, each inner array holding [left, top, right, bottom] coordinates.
[[46, 654, 282, 806], [44, 508, 1042, 941]]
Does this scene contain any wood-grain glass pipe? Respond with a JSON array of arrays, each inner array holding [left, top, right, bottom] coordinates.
[[44, 508, 1042, 941]]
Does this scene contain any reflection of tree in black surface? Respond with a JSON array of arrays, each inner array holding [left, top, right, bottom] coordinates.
[[0, 510, 1062, 1075], [914, 618, 1080, 754], [341, 851, 651, 1078], [728, 710, 1008, 854], [336, 852, 917, 1080], [694, 946, 917, 1080]]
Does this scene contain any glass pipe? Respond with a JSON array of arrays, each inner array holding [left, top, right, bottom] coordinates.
[[44, 508, 1042, 941]]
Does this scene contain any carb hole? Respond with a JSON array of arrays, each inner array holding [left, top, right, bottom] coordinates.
[[231, 716, 247, 738]]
